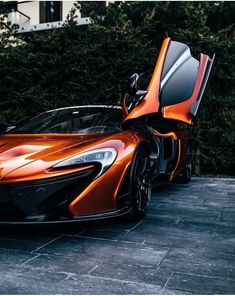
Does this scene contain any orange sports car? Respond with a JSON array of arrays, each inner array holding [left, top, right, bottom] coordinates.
[[0, 38, 214, 224]]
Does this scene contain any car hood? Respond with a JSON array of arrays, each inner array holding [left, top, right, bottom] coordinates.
[[0, 133, 108, 180]]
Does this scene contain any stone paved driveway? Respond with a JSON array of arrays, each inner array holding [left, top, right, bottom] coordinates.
[[0, 177, 234, 294]]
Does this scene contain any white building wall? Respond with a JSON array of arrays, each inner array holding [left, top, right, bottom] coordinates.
[[1, 1, 90, 34], [15, 1, 80, 24], [62, 1, 81, 20], [17, 1, 40, 25]]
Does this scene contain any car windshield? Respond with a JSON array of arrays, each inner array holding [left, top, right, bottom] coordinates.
[[7, 106, 123, 134]]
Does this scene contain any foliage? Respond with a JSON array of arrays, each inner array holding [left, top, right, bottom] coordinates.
[[0, 1, 234, 176]]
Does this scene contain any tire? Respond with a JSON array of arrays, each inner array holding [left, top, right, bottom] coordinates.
[[181, 144, 192, 183], [127, 146, 152, 220]]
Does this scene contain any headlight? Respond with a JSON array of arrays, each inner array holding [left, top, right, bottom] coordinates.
[[53, 148, 117, 177]]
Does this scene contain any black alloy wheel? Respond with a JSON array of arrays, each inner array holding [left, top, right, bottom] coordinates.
[[128, 146, 152, 220], [181, 144, 192, 183]]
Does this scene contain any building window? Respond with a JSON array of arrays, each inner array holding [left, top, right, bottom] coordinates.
[[1, 1, 17, 14], [40, 1, 62, 24]]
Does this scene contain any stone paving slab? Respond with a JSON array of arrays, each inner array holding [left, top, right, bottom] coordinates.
[[0, 177, 234, 294], [0, 267, 187, 295]]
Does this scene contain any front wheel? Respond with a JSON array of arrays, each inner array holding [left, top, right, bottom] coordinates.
[[127, 146, 152, 220]]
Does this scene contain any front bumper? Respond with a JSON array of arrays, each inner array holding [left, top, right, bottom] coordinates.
[[0, 208, 130, 225], [0, 166, 126, 224]]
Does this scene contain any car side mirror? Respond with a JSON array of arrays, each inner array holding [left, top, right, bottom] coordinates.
[[123, 73, 149, 114], [127, 73, 140, 95]]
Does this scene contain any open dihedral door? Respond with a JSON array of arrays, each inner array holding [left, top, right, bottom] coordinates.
[[122, 37, 215, 125]]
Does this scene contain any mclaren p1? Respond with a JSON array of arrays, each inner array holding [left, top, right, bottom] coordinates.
[[0, 37, 214, 224]]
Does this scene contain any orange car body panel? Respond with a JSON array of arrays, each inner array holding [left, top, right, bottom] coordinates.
[[123, 37, 171, 122], [123, 38, 212, 127], [68, 132, 146, 216], [152, 129, 187, 181], [0, 131, 146, 216], [162, 54, 210, 124], [169, 139, 181, 181], [170, 131, 190, 180], [122, 94, 129, 118], [0, 133, 105, 182], [152, 129, 177, 141]]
